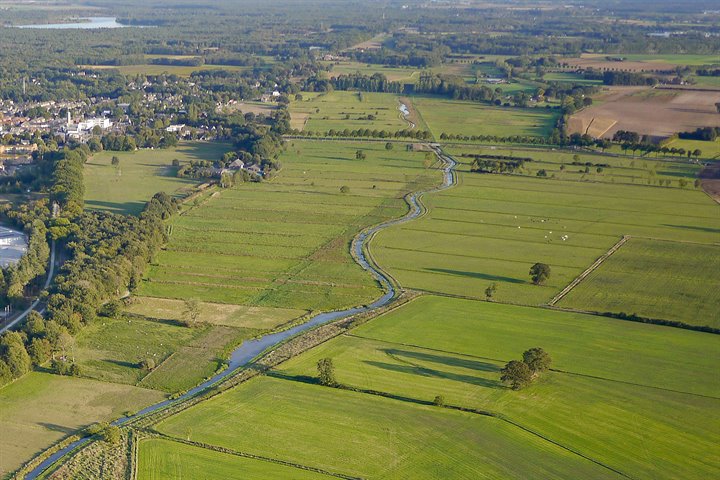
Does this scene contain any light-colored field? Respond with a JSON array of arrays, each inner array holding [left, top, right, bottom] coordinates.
[[412, 96, 558, 139], [81, 64, 250, 77], [373, 169, 720, 305], [126, 297, 304, 329], [323, 60, 421, 83], [136, 140, 438, 311], [137, 438, 334, 480], [560, 238, 720, 327], [156, 376, 622, 480], [543, 72, 603, 85], [85, 142, 231, 215], [274, 296, 720, 479], [0, 372, 164, 475], [289, 91, 409, 133], [569, 87, 720, 139]]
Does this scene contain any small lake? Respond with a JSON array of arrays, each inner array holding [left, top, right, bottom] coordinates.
[[17, 17, 127, 29]]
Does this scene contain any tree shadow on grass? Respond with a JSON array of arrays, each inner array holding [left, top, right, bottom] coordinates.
[[662, 224, 720, 234], [425, 268, 526, 284], [38, 423, 76, 435], [383, 349, 501, 373], [102, 359, 139, 369], [364, 360, 501, 389]]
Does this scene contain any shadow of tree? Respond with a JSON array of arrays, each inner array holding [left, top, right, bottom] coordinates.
[[425, 268, 526, 284], [365, 360, 501, 389]]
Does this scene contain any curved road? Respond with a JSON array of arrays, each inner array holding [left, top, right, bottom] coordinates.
[[0, 240, 56, 334], [25, 146, 458, 479]]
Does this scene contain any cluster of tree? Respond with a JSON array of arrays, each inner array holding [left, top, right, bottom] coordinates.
[[468, 154, 533, 174], [305, 73, 404, 94], [694, 68, 720, 77], [602, 71, 658, 86], [500, 348, 552, 390], [441, 133, 550, 144], [416, 73, 497, 103], [0, 221, 49, 306], [678, 127, 720, 142], [292, 128, 431, 141]]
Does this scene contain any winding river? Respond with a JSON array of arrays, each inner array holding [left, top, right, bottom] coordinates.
[[25, 146, 457, 479]]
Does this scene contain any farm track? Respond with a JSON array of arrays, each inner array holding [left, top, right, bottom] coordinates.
[[548, 235, 630, 306], [21, 146, 458, 480]]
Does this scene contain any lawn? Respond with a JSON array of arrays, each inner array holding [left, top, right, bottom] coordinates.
[[81, 64, 251, 77], [664, 138, 720, 159], [543, 72, 603, 85], [289, 91, 411, 132], [322, 60, 422, 83], [137, 438, 335, 480], [560, 238, 720, 327], [85, 142, 231, 215], [136, 140, 438, 312], [0, 372, 164, 476], [372, 167, 720, 305], [156, 376, 621, 480], [273, 296, 720, 479], [411, 96, 559, 139]]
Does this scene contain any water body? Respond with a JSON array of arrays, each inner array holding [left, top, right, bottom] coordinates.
[[16, 17, 127, 29], [25, 148, 458, 480], [0, 226, 27, 269]]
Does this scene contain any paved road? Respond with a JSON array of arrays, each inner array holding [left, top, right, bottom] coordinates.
[[0, 240, 56, 334]]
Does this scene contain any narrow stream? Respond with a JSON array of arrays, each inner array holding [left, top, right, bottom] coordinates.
[[25, 147, 457, 479]]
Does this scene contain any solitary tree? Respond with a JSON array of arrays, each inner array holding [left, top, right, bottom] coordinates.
[[485, 283, 497, 301], [529, 263, 551, 285], [111, 155, 120, 166], [139, 357, 156, 371], [355, 150, 366, 160], [385, 142, 394, 150], [339, 185, 350, 194], [317, 357, 336, 386], [500, 360, 533, 390], [522, 347, 552, 374], [183, 298, 201, 327]]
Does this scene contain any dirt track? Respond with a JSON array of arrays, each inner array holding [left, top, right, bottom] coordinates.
[[570, 87, 720, 139]]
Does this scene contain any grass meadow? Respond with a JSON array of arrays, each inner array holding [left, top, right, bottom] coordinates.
[[137, 438, 334, 480], [560, 238, 720, 327], [0, 372, 164, 476], [156, 376, 621, 480], [445, 144, 704, 188], [136, 140, 438, 312], [272, 296, 720, 479], [372, 164, 720, 306], [289, 91, 410, 132], [411, 97, 559, 139], [85, 142, 231, 215]]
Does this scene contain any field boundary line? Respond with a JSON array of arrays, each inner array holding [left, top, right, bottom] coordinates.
[[549, 235, 630, 306], [270, 375, 635, 480], [143, 432, 361, 479]]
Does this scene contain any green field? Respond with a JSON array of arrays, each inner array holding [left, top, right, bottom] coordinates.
[[272, 296, 720, 479], [0, 372, 164, 475], [136, 140, 438, 311], [560, 238, 720, 327], [411, 96, 559, 139], [664, 138, 720, 159], [372, 166, 720, 306], [445, 144, 703, 187], [156, 376, 622, 479], [607, 54, 720, 66], [289, 91, 410, 132], [85, 142, 230, 215], [323, 60, 422, 83], [137, 438, 335, 480], [543, 72, 603, 85]]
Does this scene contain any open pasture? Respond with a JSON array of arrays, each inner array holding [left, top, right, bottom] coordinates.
[[81, 63, 251, 77], [323, 60, 422, 83], [289, 91, 409, 133], [568, 87, 720, 139], [445, 144, 703, 187], [664, 138, 720, 159], [136, 140, 437, 312], [411, 96, 558, 139], [85, 142, 230, 215], [274, 296, 720, 479], [372, 169, 720, 305], [543, 72, 603, 85], [156, 376, 621, 480], [0, 372, 164, 476], [560, 53, 720, 72], [137, 438, 334, 480], [74, 314, 255, 392], [560, 238, 720, 328]]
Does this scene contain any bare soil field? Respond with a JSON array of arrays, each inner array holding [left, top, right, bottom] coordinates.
[[569, 87, 720, 139]]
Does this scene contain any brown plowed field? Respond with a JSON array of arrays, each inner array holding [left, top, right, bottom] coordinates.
[[569, 87, 720, 139]]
